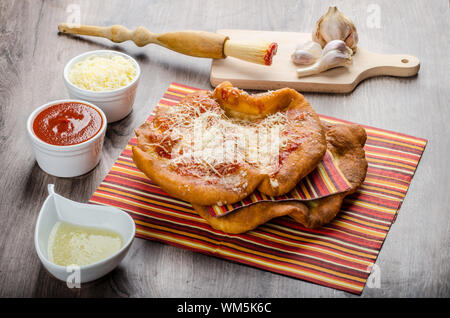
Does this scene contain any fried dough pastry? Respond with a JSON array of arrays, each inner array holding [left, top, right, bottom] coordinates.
[[193, 122, 368, 234], [132, 82, 326, 206], [213, 81, 298, 119]]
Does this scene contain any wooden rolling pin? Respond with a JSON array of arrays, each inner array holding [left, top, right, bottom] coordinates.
[[58, 23, 278, 65]]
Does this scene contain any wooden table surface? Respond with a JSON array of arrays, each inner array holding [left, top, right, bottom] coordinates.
[[1, 0, 449, 298]]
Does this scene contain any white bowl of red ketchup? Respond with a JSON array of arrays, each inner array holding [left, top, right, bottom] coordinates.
[[27, 100, 107, 177]]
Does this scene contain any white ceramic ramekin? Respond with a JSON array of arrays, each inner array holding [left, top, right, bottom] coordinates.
[[35, 185, 135, 283], [27, 99, 107, 178], [63, 50, 141, 123]]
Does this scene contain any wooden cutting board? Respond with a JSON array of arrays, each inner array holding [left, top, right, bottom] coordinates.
[[210, 29, 420, 93]]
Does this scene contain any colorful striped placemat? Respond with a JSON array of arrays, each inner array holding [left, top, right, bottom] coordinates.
[[208, 150, 352, 217], [89, 83, 427, 294]]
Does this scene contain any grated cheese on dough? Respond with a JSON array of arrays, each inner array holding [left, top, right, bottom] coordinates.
[[68, 54, 136, 91], [149, 94, 306, 190]]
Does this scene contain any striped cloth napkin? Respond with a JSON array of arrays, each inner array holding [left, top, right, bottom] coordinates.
[[89, 83, 427, 294], [207, 150, 352, 217]]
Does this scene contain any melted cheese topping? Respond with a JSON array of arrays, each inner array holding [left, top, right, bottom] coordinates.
[[68, 54, 136, 91], [148, 94, 307, 190], [170, 112, 285, 173]]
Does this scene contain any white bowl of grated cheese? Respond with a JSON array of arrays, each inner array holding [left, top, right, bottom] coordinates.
[[63, 50, 141, 123]]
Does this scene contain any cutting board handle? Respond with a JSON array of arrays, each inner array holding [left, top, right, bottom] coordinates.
[[364, 52, 420, 78]]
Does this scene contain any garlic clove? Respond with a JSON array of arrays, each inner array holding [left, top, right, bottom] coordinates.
[[291, 50, 316, 65], [296, 41, 322, 59], [312, 6, 358, 52], [296, 47, 352, 78], [319, 49, 352, 69], [291, 41, 322, 65], [322, 39, 353, 57]]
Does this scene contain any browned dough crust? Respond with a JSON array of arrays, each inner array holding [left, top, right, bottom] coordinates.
[[132, 82, 326, 206], [193, 122, 368, 234]]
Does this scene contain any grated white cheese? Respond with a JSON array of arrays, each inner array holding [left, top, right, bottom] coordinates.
[[269, 178, 279, 188], [149, 94, 306, 190], [68, 54, 136, 91]]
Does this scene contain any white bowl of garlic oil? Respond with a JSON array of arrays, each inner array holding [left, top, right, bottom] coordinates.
[[34, 184, 135, 283]]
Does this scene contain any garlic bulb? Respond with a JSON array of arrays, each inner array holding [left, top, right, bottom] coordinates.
[[296, 44, 352, 78], [312, 6, 358, 52], [291, 41, 322, 65]]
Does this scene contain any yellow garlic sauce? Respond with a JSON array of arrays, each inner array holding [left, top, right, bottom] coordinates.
[[48, 221, 123, 266]]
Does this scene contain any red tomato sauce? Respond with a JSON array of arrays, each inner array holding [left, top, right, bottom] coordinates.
[[33, 102, 103, 146], [264, 42, 278, 66]]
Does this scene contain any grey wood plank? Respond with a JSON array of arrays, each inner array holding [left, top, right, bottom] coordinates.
[[0, 0, 448, 297]]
